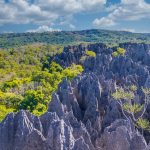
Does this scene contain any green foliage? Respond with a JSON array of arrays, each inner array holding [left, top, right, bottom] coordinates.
[[117, 47, 126, 55], [130, 85, 137, 92], [0, 91, 23, 109], [0, 44, 83, 121], [80, 56, 87, 63], [123, 103, 143, 114], [112, 86, 150, 132], [112, 51, 119, 57], [63, 64, 83, 81], [1, 30, 150, 48], [112, 88, 134, 100], [17, 63, 83, 114], [1, 78, 31, 92], [18, 90, 44, 112], [79, 50, 96, 63], [33, 103, 47, 116], [137, 118, 150, 130], [0, 105, 14, 121], [85, 50, 96, 57], [0, 44, 64, 121], [142, 87, 150, 95], [49, 61, 63, 73], [112, 47, 126, 57]]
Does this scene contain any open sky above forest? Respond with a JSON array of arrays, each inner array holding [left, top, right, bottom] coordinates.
[[0, 0, 150, 33]]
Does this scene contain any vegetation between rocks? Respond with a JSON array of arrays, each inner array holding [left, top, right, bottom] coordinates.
[[112, 85, 150, 134], [0, 44, 83, 121]]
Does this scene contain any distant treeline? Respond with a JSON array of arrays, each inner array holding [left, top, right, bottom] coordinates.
[[0, 29, 150, 48]]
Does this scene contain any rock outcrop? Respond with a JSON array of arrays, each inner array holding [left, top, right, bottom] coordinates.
[[1, 43, 150, 150]]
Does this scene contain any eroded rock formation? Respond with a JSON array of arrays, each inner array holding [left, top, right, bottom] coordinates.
[[1, 43, 150, 150]]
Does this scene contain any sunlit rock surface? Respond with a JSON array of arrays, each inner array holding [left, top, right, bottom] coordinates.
[[1, 43, 150, 150]]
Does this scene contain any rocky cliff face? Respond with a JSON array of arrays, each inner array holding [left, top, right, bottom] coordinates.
[[1, 43, 150, 150]]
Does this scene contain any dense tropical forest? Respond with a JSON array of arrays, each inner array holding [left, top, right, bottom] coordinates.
[[1, 29, 150, 48], [0, 44, 84, 121]]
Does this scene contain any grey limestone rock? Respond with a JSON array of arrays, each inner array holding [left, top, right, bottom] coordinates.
[[1, 43, 150, 150]]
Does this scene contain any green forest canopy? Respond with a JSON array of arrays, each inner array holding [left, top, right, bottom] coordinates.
[[0, 44, 83, 121], [1, 29, 150, 48]]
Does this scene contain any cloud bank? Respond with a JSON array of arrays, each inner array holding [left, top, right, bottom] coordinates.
[[0, 0, 150, 32], [0, 0, 106, 25], [93, 0, 150, 27], [26, 25, 61, 32]]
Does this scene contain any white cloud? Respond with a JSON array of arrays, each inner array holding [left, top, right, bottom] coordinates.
[[117, 28, 136, 32], [38, 0, 106, 13], [26, 25, 61, 33], [0, 0, 106, 26], [58, 15, 76, 30], [93, 0, 150, 27], [0, 0, 58, 25], [69, 24, 76, 29], [93, 17, 116, 27], [121, 0, 143, 5]]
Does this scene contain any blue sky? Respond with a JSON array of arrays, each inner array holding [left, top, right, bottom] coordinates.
[[0, 0, 150, 33]]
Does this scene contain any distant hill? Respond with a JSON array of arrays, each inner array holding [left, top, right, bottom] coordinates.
[[0, 29, 150, 48]]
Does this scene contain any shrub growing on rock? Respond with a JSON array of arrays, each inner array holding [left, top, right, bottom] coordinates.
[[80, 50, 96, 63], [63, 63, 83, 81], [117, 47, 126, 55], [112, 47, 126, 57], [85, 50, 96, 57], [112, 51, 119, 57], [112, 85, 150, 134]]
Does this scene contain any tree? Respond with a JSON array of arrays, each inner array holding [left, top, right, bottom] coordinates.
[[18, 90, 44, 112], [49, 61, 63, 73], [112, 85, 150, 134], [0, 91, 23, 110], [62, 63, 83, 81], [0, 105, 14, 121]]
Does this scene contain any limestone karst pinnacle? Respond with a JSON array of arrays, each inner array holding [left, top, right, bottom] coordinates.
[[1, 43, 150, 150]]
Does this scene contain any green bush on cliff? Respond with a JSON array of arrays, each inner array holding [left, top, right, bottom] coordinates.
[[85, 50, 96, 57], [112, 47, 126, 57], [0, 105, 14, 121], [80, 50, 96, 63], [63, 63, 84, 81]]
